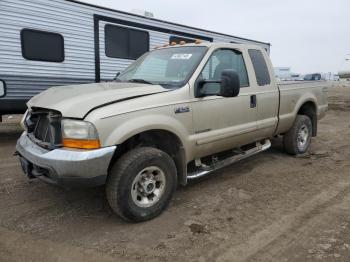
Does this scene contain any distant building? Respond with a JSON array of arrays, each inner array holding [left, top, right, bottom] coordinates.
[[290, 74, 303, 81], [321, 72, 339, 81], [274, 67, 291, 80], [275, 67, 338, 82]]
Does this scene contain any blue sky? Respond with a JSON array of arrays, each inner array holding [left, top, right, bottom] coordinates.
[[82, 0, 350, 74]]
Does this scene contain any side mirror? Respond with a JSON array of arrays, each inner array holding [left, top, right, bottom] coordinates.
[[0, 80, 5, 98], [195, 69, 240, 98], [219, 69, 240, 97]]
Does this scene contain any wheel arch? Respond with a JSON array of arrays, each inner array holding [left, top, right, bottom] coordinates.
[[109, 129, 188, 186], [296, 100, 317, 136]]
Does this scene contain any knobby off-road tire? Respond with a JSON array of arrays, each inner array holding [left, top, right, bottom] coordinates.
[[106, 147, 177, 222], [283, 115, 313, 155]]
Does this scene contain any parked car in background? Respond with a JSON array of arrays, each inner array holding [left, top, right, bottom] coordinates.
[[304, 73, 322, 81], [339, 55, 350, 80]]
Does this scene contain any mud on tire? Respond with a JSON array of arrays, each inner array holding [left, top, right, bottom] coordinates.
[[106, 147, 177, 222], [283, 115, 313, 155]]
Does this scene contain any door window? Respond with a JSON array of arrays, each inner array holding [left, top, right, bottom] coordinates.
[[200, 49, 249, 94]]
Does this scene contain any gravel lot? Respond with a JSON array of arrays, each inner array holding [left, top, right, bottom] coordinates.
[[0, 84, 350, 262]]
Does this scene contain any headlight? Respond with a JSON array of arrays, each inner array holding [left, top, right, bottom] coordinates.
[[61, 119, 100, 149]]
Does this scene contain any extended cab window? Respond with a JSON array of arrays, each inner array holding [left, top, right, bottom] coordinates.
[[105, 24, 149, 60], [21, 29, 64, 62], [200, 49, 249, 94], [248, 49, 271, 86]]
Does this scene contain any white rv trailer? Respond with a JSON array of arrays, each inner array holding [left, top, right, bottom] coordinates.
[[0, 0, 270, 117]]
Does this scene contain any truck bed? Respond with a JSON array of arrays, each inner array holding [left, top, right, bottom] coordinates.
[[276, 80, 329, 135]]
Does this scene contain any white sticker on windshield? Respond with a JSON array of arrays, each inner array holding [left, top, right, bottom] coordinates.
[[171, 54, 193, 60]]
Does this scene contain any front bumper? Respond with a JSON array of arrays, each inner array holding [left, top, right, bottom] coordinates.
[[16, 132, 116, 187]]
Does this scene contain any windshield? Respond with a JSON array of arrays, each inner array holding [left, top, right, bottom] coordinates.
[[117, 46, 208, 88]]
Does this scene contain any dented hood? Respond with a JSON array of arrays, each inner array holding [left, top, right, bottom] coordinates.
[[27, 82, 168, 118]]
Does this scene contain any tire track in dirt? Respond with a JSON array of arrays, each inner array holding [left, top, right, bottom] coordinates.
[[207, 179, 350, 262], [0, 226, 122, 262], [246, 187, 350, 261]]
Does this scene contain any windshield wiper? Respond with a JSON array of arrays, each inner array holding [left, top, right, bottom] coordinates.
[[128, 79, 154, 85], [112, 72, 122, 82]]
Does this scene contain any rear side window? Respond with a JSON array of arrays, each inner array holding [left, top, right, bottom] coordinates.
[[21, 29, 64, 62], [248, 49, 271, 86], [105, 24, 149, 60]]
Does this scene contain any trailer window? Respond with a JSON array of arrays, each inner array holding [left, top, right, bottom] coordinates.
[[248, 49, 271, 86], [21, 29, 64, 62], [105, 24, 149, 60]]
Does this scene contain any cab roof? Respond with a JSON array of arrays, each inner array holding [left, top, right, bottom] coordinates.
[[156, 42, 267, 52]]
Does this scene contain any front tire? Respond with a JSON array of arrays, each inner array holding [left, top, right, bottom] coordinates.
[[283, 115, 312, 155], [106, 147, 177, 222]]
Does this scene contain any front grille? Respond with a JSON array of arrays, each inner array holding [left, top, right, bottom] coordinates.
[[25, 109, 62, 149]]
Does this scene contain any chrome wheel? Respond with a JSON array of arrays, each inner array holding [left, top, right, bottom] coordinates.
[[131, 166, 166, 208], [297, 124, 310, 151]]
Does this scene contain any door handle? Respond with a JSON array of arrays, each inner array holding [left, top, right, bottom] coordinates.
[[250, 95, 257, 108]]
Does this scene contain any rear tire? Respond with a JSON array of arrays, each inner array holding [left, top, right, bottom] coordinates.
[[106, 147, 177, 222], [283, 115, 312, 155]]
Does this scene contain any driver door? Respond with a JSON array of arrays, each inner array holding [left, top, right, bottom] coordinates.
[[191, 49, 258, 158]]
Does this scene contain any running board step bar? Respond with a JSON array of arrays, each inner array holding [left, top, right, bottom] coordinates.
[[187, 139, 271, 180]]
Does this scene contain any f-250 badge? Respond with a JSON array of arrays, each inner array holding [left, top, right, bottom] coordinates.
[[174, 105, 190, 114]]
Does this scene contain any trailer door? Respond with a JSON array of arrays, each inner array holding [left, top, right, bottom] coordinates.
[[97, 19, 150, 82], [94, 15, 214, 83]]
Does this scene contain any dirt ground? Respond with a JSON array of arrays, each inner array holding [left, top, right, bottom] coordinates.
[[1, 83, 350, 262]]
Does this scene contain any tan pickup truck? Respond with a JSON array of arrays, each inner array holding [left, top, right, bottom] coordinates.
[[16, 42, 328, 222]]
